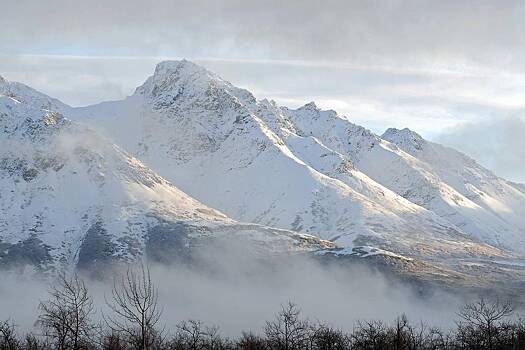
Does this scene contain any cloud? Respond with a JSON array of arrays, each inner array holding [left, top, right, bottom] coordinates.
[[0, 243, 461, 336], [3, 55, 525, 135], [436, 117, 525, 183], [1, 1, 525, 72], [0, 55, 158, 106], [1, 1, 524, 178]]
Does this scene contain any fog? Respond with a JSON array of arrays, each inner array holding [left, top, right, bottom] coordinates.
[[0, 240, 462, 337]]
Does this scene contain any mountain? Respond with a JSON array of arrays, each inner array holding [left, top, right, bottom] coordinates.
[[4, 63, 525, 295], [275, 102, 525, 253], [73, 60, 516, 262], [381, 127, 525, 249], [0, 76, 334, 273]]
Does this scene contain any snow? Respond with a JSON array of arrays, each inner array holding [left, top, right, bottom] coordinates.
[[2, 59, 524, 271], [72, 60, 522, 260], [316, 246, 413, 261], [381, 127, 525, 252], [0, 78, 331, 270]]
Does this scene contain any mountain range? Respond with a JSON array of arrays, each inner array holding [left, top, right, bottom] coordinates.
[[1, 61, 524, 288]]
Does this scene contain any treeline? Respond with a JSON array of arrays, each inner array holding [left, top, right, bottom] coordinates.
[[1, 265, 525, 350]]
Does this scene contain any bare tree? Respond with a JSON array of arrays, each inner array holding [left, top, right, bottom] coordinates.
[[236, 332, 267, 350], [37, 273, 95, 350], [175, 320, 207, 350], [351, 320, 389, 350], [199, 324, 225, 350], [457, 298, 514, 350], [310, 323, 349, 350], [100, 331, 127, 350], [24, 333, 49, 350], [265, 302, 310, 350], [105, 264, 163, 350], [174, 319, 226, 350], [0, 320, 20, 350], [391, 314, 410, 350]]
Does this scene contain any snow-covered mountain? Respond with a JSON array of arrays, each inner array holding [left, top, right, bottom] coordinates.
[[3, 60, 524, 279], [0, 76, 334, 272], [73, 60, 521, 261], [277, 102, 525, 253], [381, 127, 525, 248]]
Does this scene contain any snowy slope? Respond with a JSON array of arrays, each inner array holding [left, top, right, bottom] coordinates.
[[382, 127, 525, 250], [74, 61, 510, 260], [0, 75, 69, 114], [279, 101, 525, 253], [0, 76, 334, 272]]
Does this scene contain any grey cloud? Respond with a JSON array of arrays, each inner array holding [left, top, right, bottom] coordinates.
[[1, 1, 525, 71], [435, 117, 525, 183]]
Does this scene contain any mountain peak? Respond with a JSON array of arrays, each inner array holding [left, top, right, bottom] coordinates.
[[135, 59, 224, 99], [383, 127, 423, 139], [299, 101, 320, 111], [153, 59, 206, 78], [0, 77, 69, 115], [135, 60, 259, 110], [382, 127, 426, 151]]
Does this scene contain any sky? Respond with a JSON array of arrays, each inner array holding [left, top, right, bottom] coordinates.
[[1, 0, 524, 182]]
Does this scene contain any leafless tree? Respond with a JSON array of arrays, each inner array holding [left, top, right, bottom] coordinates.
[[236, 332, 267, 350], [175, 320, 207, 350], [36, 273, 95, 350], [0, 320, 20, 350], [23, 333, 49, 350], [351, 320, 389, 350], [265, 302, 310, 350], [200, 324, 224, 350], [456, 298, 514, 350], [174, 319, 226, 350], [100, 331, 127, 350], [310, 323, 349, 350], [391, 314, 410, 350], [104, 264, 163, 350]]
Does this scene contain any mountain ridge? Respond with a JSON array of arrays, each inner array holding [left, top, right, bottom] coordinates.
[[72, 60, 523, 259], [0, 79, 336, 273], [2, 60, 524, 274]]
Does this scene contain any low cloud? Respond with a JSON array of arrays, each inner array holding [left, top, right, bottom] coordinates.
[[0, 243, 462, 336]]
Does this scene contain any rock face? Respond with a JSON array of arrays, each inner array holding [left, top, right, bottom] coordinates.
[[0, 76, 334, 272], [75, 60, 523, 261]]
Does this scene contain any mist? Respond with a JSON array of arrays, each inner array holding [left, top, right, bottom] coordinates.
[[0, 239, 463, 337]]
